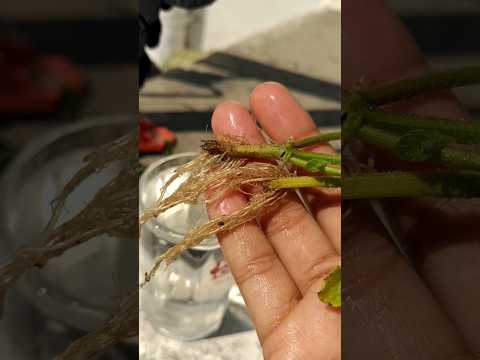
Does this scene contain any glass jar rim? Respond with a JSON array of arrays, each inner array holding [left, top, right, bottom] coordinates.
[[140, 152, 220, 251]]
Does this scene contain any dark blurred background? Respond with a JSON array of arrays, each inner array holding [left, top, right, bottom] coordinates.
[[388, 0, 480, 114], [0, 0, 137, 159], [0, 1, 138, 359], [343, 1, 480, 359]]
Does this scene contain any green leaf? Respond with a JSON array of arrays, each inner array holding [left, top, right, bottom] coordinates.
[[280, 145, 294, 161], [318, 266, 341, 308], [395, 130, 450, 162]]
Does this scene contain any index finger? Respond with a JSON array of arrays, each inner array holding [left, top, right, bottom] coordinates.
[[209, 101, 302, 342], [250, 82, 341, 251]]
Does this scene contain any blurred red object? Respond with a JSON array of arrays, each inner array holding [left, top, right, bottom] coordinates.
[[139, 116, 177, 154], [0, 34, 87, 116]]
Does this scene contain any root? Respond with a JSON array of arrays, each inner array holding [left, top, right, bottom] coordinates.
[[55, 290, 138, 360], [142, 190, 286, 286], [0, 134, 138, 312], [140, 153, 288, 224], [0, 133, 139, 359], [0, 164, 139, 301], [140, 149, 291, 285], [45, 133, 137, 235]]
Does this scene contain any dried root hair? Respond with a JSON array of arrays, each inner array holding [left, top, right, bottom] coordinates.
[[140, 150, 290, 285], [0, 164, 139, 303], [0, 133, 139, 359], [55, 290, 138, 360], [142, 189, 286, 285], [140, 152, 289, 224], [45, 133, 137, 234]]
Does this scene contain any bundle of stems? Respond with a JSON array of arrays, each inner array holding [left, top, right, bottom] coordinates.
[[140, 134, 342, 285], [343, 65, 480, 199]]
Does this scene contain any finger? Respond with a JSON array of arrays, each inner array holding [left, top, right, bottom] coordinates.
[[250, 82, 336, 155], [260, 191, 339, 295], [209, 101, 301, 342], [251, 82, 341, 253], [213, 100, 337, 297], [263, 277, 341, 360]]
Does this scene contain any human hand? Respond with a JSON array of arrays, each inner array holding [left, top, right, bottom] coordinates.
[[343, 0, 480, 359], [208, 82, 341, 360]]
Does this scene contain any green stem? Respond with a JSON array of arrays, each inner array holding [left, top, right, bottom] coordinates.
[[362, 108, 480, 144], [356, 125, 480, 171], [324, 166, 342, 177], [267, 176, 341, 189], [442, 147, 480, 171], [229, 144, 340, 164], [288, 157, 342, 176], [292, 131, 341, 148], [292, 149, 341, 164], [358, 65, 480, 105], [343, 171, 480, 199], [357, 125, 398, 151]]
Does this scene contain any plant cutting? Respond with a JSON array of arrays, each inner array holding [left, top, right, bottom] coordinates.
[[141, 65, 480, 311], [342, 65, 480, 199]]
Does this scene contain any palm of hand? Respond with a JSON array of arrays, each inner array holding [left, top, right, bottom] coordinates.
[[209, 82, 341, 359]]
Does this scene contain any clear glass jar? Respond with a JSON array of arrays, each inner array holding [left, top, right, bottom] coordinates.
[[139, 153, 234, 341]]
